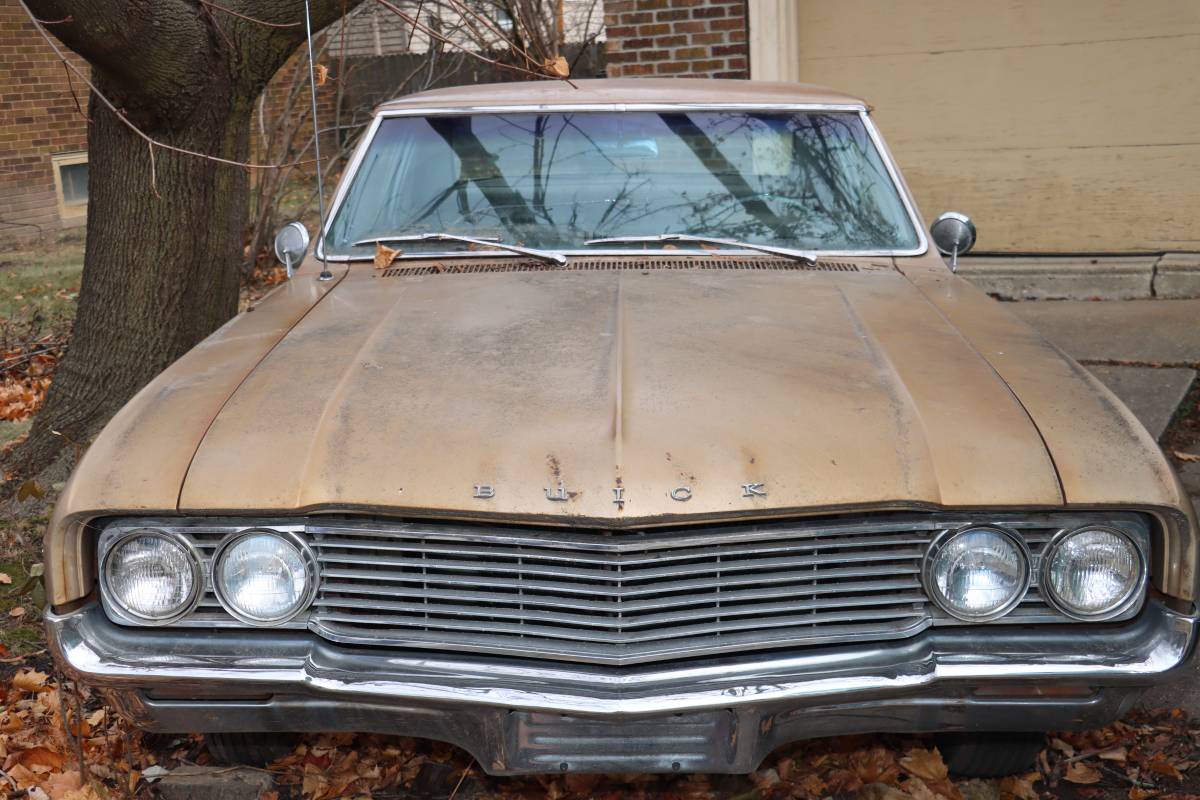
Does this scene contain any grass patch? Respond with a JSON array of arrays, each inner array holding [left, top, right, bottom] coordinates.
[[0, 420, 30, 447], [0, 230, 84, 325], [0, 559, 46, 657]]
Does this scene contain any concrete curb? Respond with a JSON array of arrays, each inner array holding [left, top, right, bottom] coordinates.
[[955, 252, 1200, 300]]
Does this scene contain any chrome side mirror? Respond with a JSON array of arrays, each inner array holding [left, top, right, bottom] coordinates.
[[930, 212, 976, 272], [274, 221, 311, 279]]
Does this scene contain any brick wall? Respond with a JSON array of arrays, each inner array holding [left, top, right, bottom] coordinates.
[[603, 0, 748, 78], [0, 0, 90, 236]]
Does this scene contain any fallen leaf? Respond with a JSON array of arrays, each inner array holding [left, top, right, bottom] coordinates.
[[1100, 746, 1128, 761], [900, 748, 949, 783], [1064, 762, 1103, 784], [0, 573, 9, 584], [11, 670, 49, 692], [1147, 756, 1183, 781], [9, 606, 25, 618], [42, 769, 82, 798], [29, 563, 43, 578], [1050, 737, 1076, 757], [374, 243, 400, 269], [16, 479, 44, 501], [314, 63, 329, 86], [1000, 773, 1042, 800], [1128, 789, 1158, 800], [543, 55, 569, 78], [1175, 451, 1200, 462], [16, 746, 66, 770]]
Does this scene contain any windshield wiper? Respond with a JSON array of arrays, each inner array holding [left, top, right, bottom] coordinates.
[[585, 234, 817, 265], [353, 233, 567, 266]]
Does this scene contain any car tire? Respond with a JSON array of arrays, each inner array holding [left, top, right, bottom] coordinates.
[[936, 733, 1045, 778], [204, 732, 297, 766]]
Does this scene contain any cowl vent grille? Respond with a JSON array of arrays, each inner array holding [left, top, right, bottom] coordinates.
[[379, 257, 874, 278]]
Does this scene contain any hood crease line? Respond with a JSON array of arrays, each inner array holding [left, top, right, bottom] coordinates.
[[904, 276, 1067, 505], [175, 271, 348, 511], [835, 285, 941, 504]]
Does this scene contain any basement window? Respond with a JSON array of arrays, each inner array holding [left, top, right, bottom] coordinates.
[[51, 152, 88, 222]]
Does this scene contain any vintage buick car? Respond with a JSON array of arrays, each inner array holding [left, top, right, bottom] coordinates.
[[45, 80, 1197, 777]]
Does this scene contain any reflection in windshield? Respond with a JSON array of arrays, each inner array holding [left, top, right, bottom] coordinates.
[[325, 110, 919, 256]]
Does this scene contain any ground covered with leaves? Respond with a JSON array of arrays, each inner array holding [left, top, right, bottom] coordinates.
[[0, 655, 1199, 800]]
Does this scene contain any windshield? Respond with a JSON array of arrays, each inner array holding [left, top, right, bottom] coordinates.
[[325, 110, 920, 257]]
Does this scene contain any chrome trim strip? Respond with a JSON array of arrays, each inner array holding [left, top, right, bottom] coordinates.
[[47, 600, 1198, 718], [315, 102, 929, 262]]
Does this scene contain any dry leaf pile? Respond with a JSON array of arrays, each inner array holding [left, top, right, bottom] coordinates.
[[0, 327, 66, 423]]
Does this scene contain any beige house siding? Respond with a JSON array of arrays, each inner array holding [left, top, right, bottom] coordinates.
[[748, 0, 1200, 253]]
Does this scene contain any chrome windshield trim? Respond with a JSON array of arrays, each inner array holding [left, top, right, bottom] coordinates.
[[315, 103, 930, 262]]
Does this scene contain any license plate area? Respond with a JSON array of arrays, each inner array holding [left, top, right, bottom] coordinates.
[[508, 709, 738, 773]]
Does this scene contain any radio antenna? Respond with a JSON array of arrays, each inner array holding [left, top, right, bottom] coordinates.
[[303, 0, 334, 281]]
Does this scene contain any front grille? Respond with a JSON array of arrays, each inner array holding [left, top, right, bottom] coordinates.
[[98, 513, 1150, 666], [308, 520, 932, 664]]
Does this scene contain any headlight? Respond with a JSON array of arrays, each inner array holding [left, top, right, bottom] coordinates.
[[1042, 527, 1142, 619], [924, 526, 1030, 621], [103, 530, 201, 623], [213, 530, 315, 625]]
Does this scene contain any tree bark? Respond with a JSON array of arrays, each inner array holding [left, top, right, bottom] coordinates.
[[5, 0, 363, 489]]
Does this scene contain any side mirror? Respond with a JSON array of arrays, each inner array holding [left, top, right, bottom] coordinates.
[[930, 212, 976, 272], [273, 221, 311, 279]]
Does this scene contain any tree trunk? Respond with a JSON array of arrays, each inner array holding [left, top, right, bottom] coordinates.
[[8, 83, 251, 482], [5, 0, 364, 491]]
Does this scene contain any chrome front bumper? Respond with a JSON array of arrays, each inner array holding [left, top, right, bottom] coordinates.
[[48, 601, 1198, 774]]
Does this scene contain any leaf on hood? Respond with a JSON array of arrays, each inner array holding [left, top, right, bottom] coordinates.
[[1064, 762, 1103, 784], [374, 243, 401, 270], [542, 55, 569, 78]]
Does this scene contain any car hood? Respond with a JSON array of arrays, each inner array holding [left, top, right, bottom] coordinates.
[[176, 263, 1065, 523]]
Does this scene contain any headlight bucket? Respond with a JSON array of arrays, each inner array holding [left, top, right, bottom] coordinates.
[[1041, 526, 1144, 620], [212, 529, 317, 626], [923, 526, 1031, 622], [101, 529, 202, 624]]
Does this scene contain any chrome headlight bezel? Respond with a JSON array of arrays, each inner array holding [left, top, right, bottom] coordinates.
[[211, 528, 318, 626], [1040, 525, 1146, 621], [922, 525, 1032, 622], [100, 528, 204, 625]]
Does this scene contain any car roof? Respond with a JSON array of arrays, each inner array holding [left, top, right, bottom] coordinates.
[[375, 78, 867, 113]]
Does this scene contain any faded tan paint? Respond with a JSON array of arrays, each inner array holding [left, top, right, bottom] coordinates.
[[43, 261, 347, 604], [44, 80, 1198, 609], [751, 0, 1200, 252]]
